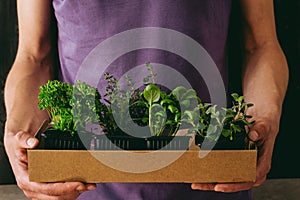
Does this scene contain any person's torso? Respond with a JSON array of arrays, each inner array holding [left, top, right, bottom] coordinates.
[[53, 0, 232, 101]]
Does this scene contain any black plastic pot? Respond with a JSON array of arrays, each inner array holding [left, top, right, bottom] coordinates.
[[195, 132, 248, 150], [37, 130, 191, 150], [37, 130, 91, 150], [91, 135, 146, 150], [145, 136, 191, 150]]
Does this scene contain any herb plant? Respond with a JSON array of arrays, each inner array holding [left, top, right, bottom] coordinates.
[[38, 80, 74, 133], [38, 80, 108, 135], [182, 93, 254, 141]]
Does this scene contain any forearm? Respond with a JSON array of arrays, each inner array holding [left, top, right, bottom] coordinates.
[[240, 0, 289, 123], [4, 52, 55, 135], [4, 0, 57, 136], [242, 42, 289, 121]]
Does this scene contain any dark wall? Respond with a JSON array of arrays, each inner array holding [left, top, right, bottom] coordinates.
[[0, 0, 18, 184], [228, 0, 300, 179], [269, 0, 300, 178], [0, 1, 299, 184]]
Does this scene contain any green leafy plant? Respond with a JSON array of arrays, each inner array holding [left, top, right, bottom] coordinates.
[[104, 72, 137, 134], [135, 64, 200, 136], [38, 80, 74, 133], [38, 80, 109, 135], [182, 93, 254, 141], [143, 83, 162, 135]]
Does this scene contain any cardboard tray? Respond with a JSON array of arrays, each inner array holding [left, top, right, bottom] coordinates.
[[28, 147, 257, 183]]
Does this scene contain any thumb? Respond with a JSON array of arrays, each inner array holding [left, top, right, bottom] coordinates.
[[15, 131, 39, 148], [248, 130, 259, 142], [248, 122, 269, 142]]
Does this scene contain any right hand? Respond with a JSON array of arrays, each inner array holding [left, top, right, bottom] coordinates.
[[4, 130, 96, 200]]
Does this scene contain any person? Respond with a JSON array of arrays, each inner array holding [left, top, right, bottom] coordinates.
[[4, 0, 288, 199]]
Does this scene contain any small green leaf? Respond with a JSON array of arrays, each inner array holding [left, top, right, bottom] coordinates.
[[142, 117, 149, 123], [160, 99, 175, 107], [206, 105, 217, 114], [171, 86, 186, 100], [237, 96, 245, 103], [197, 122, 206, 130], [183, 110, 197, 121], [155, 110, 167, 118], [175, 113, 181, 122], [231, 124, 242, 133], [143, 77, 149, 83], [222, 129, 231, 137], [166, 120, 175, 125], [182, 89, 197, 100], [180, 100, 190, 108], [143, 84, 161, 104], [231, 93, 239, 101], [167, 105, 179, 113]]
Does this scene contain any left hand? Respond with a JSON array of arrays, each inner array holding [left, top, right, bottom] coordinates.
[[191, 114, 280, 192]]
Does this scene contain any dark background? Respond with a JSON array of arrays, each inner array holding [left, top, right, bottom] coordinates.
[[0, 1, 299, 184]]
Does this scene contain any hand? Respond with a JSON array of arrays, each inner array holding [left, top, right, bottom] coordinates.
[[4, 130, 97, 200], [191, 115, 279, 192]]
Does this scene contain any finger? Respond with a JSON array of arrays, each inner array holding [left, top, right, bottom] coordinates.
[[248, 130, 259, 142], [25, 189, 81, 200], [14, 148, 29, 164], [12, 131, 38, 165], [213, 182, 254, 193], [248, 121, 270, 142], [256, 149, 272, 177], [254, 145, 272, 186], [15, 131, 39, 149], [15, 161, 96, 197], [17, 171, 89, 195], [85, 183, 97, 191], [254, 175, 266, 187], [191, 183, 216, 191], [23, 182, 89, 196], [25, 183, 95, 199]]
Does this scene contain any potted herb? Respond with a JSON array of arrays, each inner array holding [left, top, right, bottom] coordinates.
[[183, 93, 254, 150], [37, 80, 111, 150]]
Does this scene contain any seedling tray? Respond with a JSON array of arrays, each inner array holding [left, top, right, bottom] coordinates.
[[37, 130, 191, 150], [28, 134, 257, 183], [29, 123, 257, 183]]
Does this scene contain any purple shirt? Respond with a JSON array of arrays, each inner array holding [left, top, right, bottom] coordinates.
[[52, 0, 252, 199]]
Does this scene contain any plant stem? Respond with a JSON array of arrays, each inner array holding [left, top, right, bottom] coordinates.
[[172, 123, 180, 136], [149, 102, 154, 136]]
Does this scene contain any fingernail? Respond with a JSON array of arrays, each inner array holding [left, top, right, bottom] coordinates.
[[87, 185, 97, 191], [191, 184, 197, 190], [27, 138, 35, 147], [214, 186, 224, 192], [76, 185, 85, 191]]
